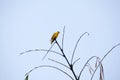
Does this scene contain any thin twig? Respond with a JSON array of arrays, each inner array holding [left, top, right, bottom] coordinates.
[[55, 40, 70, 65], [20, 48, 62, 56], [40, 49, 63, 56], [90, 43, 120, 80], [78, 56, 98, 80], [73, 58, 81, 66], [42, 42, 56, 60], [26, 65, 74, 80], [48, 58, 70, 69], [71, 32, 89, 64], [62, 26, 65, 50], [55, 40, 78, 80]]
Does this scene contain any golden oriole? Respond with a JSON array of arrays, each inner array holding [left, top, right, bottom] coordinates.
[[50, 31, 60, 44], [42, 31, 60, 60]]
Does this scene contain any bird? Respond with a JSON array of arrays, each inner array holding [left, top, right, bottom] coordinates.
[[42, 31, 60, 60], [50, 31, 60, 44]]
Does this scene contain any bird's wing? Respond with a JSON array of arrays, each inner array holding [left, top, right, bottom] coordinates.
[[51, 32, 56, 43]]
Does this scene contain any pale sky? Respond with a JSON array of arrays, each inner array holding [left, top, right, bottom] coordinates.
[[1, 0, 120, 80]]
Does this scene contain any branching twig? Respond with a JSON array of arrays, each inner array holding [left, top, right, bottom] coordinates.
[[22, 27, 120, 80], [73, 58, 80, 66], [71, 32, 89, 64], [90, 43, 120, 80], [48, 58, 70, 69], [55, 40, 78, 80], [55, 40, 70, 66], [78, 56, 98, 80], [26, 65, 74, 80]]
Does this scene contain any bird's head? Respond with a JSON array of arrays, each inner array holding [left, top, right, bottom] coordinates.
[[57, 31, 60, 34]]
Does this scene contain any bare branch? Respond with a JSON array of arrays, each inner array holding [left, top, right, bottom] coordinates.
[[72, 58, 80, 66], [48, 58, 70, 69], [55, 40, 78, 80], [20, 48, 62, 56], [62, 26, 65, 50], [55, 40, 70, 66], [42, 42, 56, 60], [40, 49, 63, 56], [26, 65, 74, 80], [71, 32, 89, 64], [91, 43, 120, 80], [78, 56, 98, 80]]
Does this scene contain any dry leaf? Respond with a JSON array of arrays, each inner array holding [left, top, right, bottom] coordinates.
[[99, 64, 104, 80]]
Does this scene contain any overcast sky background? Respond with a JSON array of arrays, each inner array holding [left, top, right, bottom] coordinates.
[[1, 0, 120, 80]]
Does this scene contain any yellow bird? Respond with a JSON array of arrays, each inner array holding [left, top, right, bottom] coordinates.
[[50, 31, 60, 44], [42, 31, 60, 60]]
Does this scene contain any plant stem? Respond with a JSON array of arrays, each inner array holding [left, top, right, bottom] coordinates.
[[55, 40, 78, 80], [90, 43, 120, 80], [78, 56, 97, 80]]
